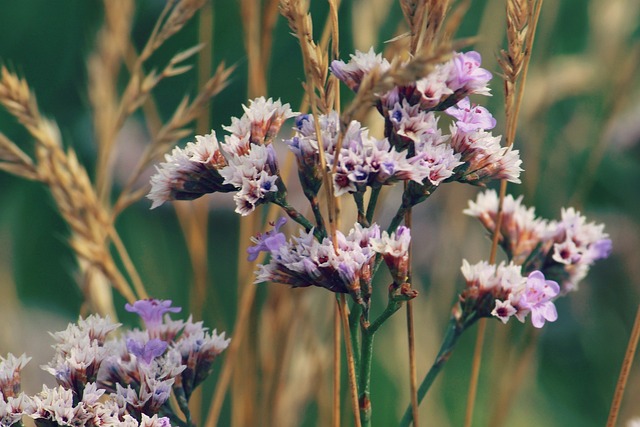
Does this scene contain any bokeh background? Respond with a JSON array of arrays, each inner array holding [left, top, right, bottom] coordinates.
[[0, 0, 639, 426]]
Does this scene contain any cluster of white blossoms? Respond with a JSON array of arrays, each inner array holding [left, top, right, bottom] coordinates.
[[0, 300, 229, 427]]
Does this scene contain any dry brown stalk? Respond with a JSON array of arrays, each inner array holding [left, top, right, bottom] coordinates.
[[113, 62, 235, 215], [0, 67, 139, 313], [465, 2, 543, 426]]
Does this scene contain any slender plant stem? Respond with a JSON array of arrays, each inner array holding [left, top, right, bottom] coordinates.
[[464, 317, 487, 427], [273, 198, 316, 235], [407, 301, 419, 427], [359, 326, 374, 427], [338, 294, 363, 427], [354, 191, 368, 226], [333, 298, 341, 427], [606, 302, 640, 427], [350, 301, 362, 375], [365, 187, 381, 225], [399, 316, 475, 427], [109, 226, 148, 299]]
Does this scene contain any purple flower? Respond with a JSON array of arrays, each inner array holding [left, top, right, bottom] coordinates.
[[247, 217, 287, 261], [445, 97, 496, 132], [126, 338, 168, 364], [125, 299, 181, 333], [445, 51, 492, 96], [515, 271, 560, 328]]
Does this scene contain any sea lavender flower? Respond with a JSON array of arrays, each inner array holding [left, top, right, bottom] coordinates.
[[445, 97, 496, 132], [126, 339, 168, 365], [0, 354, 30, 399], [223, 96, 296, 146], [443, 51, 493, 97], [125, 299, 182, 338], [465, 190, 612, 292], [253, 222, 381, 309], [172, 318, 230, 399], [458, 261, 560, 328], [147, 131, 236, 209], [247, 217, 287, 262], [330, 47, 391, 92], [371, 226, 411, 284], [0, 391, 33, 427], [449, 125, 522, 185]]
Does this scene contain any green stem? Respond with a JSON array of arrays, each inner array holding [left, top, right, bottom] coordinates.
[[354, 191, 369, 226], [349, 300, 362, 378], [398, 314, 479, 427], [308, 194, 327, 238], [273, 198, 323, 240], [359, 325, 375, 427], [366, 187, 381, 224]]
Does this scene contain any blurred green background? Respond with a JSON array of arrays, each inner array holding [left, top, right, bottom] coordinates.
[[0, 0, 639, 426]]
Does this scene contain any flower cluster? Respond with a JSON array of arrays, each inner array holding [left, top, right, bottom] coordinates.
[[148, 97, 295, 215], [0, 299, 229, 427], [464, 190, 612, 292], [251, 219, 382, 308], [331, 49, 522, 195], [458, 261, 560, 328]]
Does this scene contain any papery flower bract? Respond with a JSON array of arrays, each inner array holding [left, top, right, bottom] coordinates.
[[450, 126, 522, 185], [140, 413, 172, 427], [0, 391, 33, 427], [371, 226, 411, 283], [148, 131, 235, 209], [223, 96, 296, 145], [0, 354, 30, 399], [330, 47, 391, 92]]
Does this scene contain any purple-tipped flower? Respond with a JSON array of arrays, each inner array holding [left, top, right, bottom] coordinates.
[[444, 51, 493, 96], [125, 299, 181, 336], [247, 217, 287, 261], [465, 190, 612, 292], [514, 271, 560, 328], [330, 48, 391, 92], [445, 97, 496, 132], [371, 226, 411, 284], [126, 339, 168, 365]]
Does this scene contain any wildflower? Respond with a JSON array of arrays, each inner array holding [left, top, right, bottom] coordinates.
[[223, 96, 296, 146], [464, 190, 612, 292], [140, 413, 172, 427], [371, 226, 411, 284], [445, 97, 496, 132], [254, 223, 381, 308], [444, 51, 492, 96], [247, 217, 287, 261], [126, 338, 168, 365], [459, 261, 560, 328], [0, 391, 33, 427], [0, 354, 30, 399], [147, 131, 236, 209], [330, 47, 391, 92], [173, 318, 230, 399], [449, 126, 522, 185], [125, 299, 182, 337]]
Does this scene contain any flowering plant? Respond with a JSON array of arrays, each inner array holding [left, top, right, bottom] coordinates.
[[0, 1, 630, 426]]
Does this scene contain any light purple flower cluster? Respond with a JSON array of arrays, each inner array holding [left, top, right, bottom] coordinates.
[[250, 219, 416, 309], [464, 190, 612, 292], [331, 49, 522, 190], [148, 97, 296, 215], [284, 111, 457, 197], [459, 261, 560, 328], [0, 299, 229, 426], [251, 219, 384, 306]]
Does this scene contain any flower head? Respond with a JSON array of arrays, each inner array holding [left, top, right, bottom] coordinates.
[[125, 299, 182, 337], [330, 48, 391, 92]]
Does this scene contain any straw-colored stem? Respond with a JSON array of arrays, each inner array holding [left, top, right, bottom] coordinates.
[[339, 294, 362, 427], [463, 317, 486, 427], [606, 302, 640, 427], [109, 226, 148, 300], [406, 302, 419, 427]]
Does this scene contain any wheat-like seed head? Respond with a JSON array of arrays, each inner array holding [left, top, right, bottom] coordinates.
[[499, 0, 534, 84]]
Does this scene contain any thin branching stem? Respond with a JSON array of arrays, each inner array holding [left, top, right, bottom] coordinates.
[[607, 302, 640, 427]]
